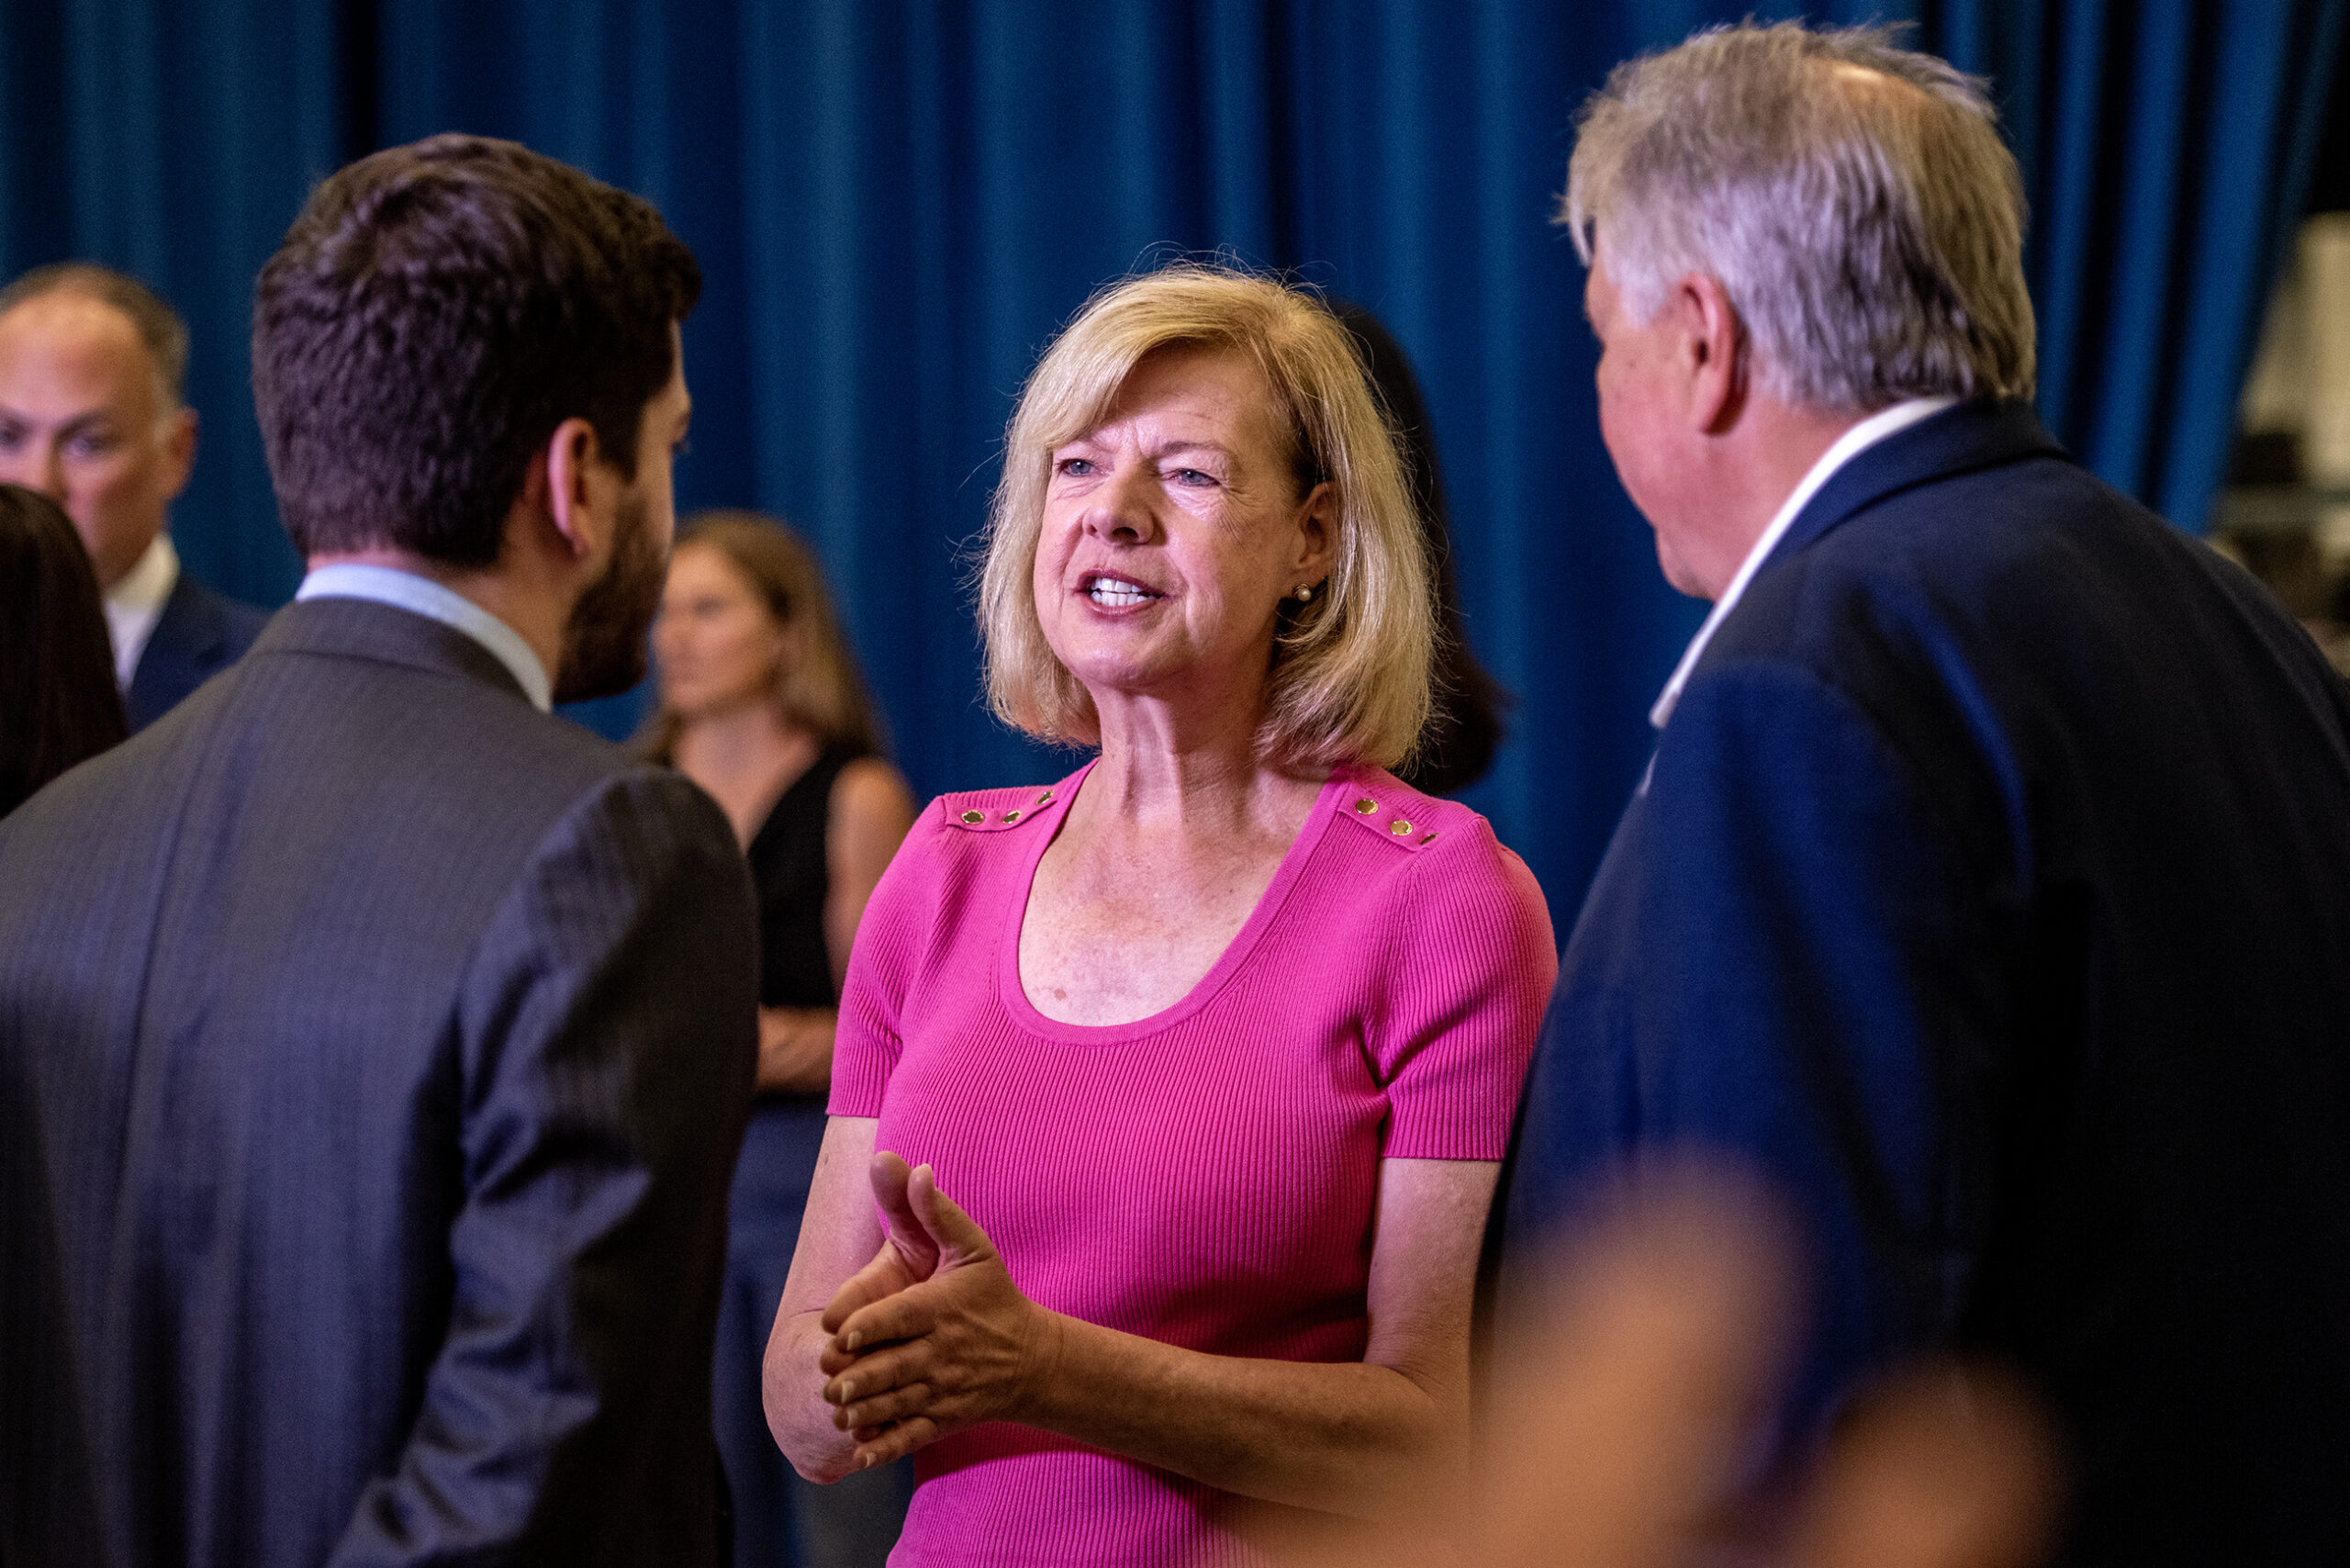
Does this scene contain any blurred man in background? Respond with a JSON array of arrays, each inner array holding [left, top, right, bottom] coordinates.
[[0, 263, 267, 728]]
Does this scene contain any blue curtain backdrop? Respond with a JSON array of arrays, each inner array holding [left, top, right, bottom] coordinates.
[[0, 0, 341, 602], [0, 1, 2335, 918]]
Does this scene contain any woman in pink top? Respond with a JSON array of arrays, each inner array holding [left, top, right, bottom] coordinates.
[[764, 263, 1556, 1564]]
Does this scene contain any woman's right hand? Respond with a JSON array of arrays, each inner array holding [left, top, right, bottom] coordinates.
[[817, 1153, 1060, 1468], [818, 1150, 945, 1330]]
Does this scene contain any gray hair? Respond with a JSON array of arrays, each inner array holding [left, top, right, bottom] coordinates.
[[1562, 21, 2034, 411], [0, 263, 190, 407]]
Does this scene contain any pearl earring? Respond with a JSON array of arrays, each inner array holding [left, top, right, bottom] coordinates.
[[1293, 583, 1315, 603]]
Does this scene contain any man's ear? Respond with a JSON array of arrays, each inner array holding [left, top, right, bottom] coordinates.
[[160, 408, 197, 502], [1671, 274, 1748, 436], [541, 415, 604, 562]]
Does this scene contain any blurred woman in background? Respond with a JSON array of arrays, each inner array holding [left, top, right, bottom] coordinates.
[[644, 511, 917, 1567], [1331, 302, 1511, 798], [0, 482, 128, 817]]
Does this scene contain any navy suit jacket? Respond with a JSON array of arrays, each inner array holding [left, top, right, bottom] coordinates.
[[1497, 401, 2350, 1564], [124, 567, 270, 731], [0, 599, 760, 1568]]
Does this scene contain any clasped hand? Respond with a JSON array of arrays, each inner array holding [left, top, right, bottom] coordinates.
[[817, 1151, 1058, 1469]]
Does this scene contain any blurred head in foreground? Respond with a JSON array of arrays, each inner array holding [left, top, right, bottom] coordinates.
[[1255, 1169, 2057, 1568]]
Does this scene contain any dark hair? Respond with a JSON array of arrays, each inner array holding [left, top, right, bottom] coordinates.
[[1333, 302, 1511, 795], [0, 263, 190, 405], [638, 511, 888, 762], [253, 133, 702, 568], [0, 484, 128, 816]]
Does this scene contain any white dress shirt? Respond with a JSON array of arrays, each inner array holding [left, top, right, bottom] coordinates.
[[104, 532, 180, 690], [296, 563, 553, 711], [1650, 397, 1958, 730]]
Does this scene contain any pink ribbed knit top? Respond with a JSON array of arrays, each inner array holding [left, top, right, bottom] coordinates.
[[830, 761, 1557, 1566]]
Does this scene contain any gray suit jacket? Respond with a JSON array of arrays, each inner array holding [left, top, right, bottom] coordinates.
[[0, 598, 760, 1568]]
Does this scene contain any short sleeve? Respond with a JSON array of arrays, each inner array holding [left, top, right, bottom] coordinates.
[[1375, 826, 1558, 1159], [825, 805, 947, 1117]]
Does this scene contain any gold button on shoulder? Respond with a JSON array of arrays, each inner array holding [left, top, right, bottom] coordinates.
[[1390, 818, 1414, 836], [959, 809, 985, 824], [1420, 831, 1439, 845], [1002, 809, 1023, 824], [1353, 798, 1379, 815], [1036, 790, 1055, 807]]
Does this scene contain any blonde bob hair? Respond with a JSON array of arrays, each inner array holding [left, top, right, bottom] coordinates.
[[639, 510, 888, 763], [979, 263, 1433, 771]]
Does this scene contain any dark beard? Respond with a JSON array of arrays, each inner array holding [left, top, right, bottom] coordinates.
[[554, 490, 666, 703]]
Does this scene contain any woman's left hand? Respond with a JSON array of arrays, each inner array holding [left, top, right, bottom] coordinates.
[[817, 1153, 1062, 1468]]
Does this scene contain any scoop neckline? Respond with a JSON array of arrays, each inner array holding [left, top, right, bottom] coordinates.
[[995, 760, 1348, 1045]]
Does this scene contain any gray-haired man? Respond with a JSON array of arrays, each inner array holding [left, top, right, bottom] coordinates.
[[1499, 23, 2350, 1564], [0, 264, 269, 726]]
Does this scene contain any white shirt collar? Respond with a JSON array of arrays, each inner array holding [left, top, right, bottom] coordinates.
[[104, 532, 180, 690], [296, 563, 553, 712], [1650, 397, 1958, 730]]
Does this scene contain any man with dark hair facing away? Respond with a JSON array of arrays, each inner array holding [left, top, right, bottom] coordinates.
[[0, 135, 758, 1568], [0, 263, 270, 727]]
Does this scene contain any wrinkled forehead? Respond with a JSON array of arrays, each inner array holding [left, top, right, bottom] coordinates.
[[1050, 339, 1304, 466]]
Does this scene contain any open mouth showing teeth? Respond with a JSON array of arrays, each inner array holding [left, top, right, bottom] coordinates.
[[1086, 577, 1160, 609]]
